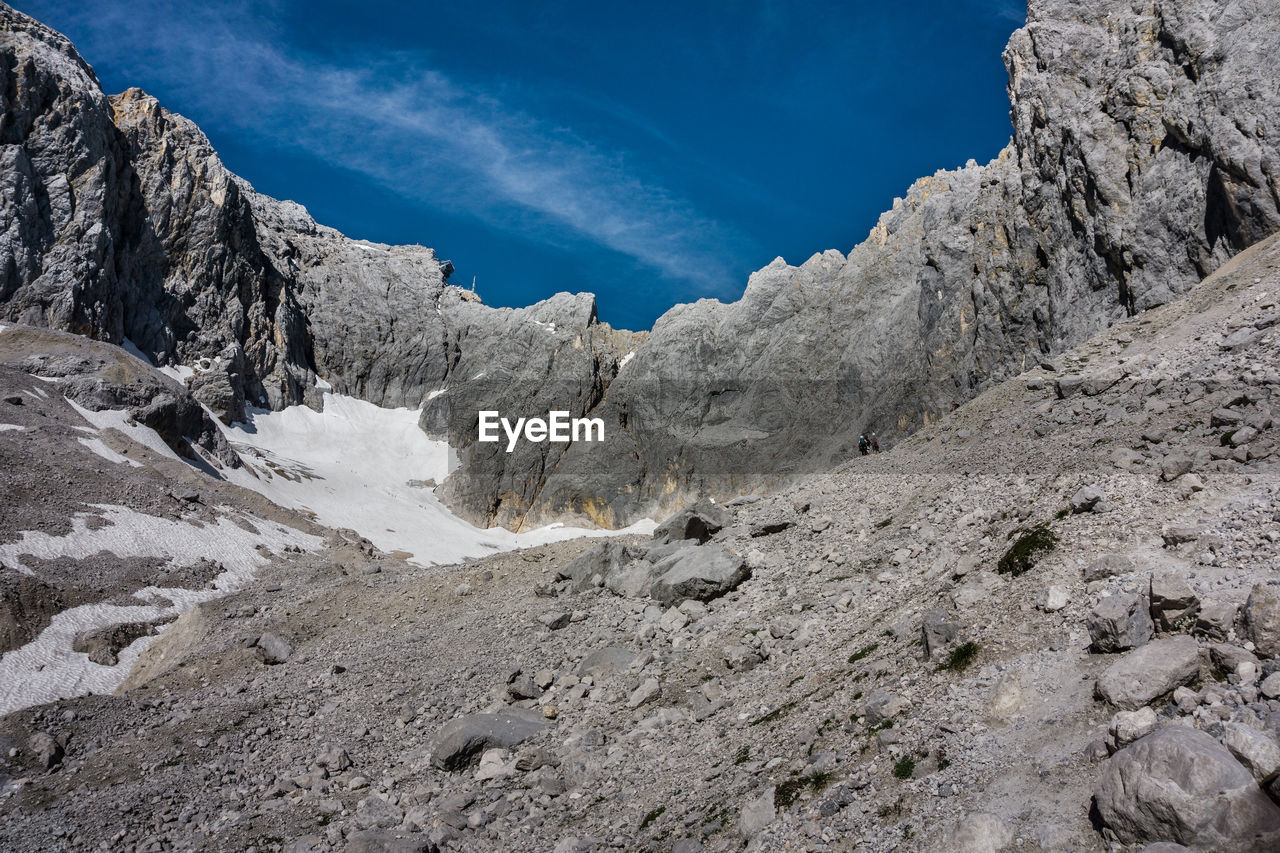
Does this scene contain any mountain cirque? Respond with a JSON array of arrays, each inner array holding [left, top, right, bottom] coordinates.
[[5, 0, 1280, 529], [0, 209, 1277, 853], [3, 0, 1280, 851]]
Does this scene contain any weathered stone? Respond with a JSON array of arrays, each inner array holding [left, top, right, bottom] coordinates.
[[921, 609, 960, 660], [1109, 707, 1158, 751], [1150, 571, 1200, 632], [648, 546, 750, 606], [1093, 728, 1280, 850], [1070, 485, 1106, 513], [1095, 637, 1202, 710], [738, 786, 776, 839], [1085, 554, 1136, 582], [577, 647, 637, 679], [429, 709, 548, 770], [650, 500, 732, 545], [1088, 593, 1153, 653], [1221, 722, 1280, 784], [950, 812, 1013, 853], [255, 632, 292, 665], [1245, 584, 1280, 658], [863, 691, 909, 725], [557, 542, 632, 592]]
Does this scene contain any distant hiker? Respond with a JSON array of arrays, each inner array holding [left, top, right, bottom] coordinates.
[[858, 434, 870, 456], [870, 433, 880, 453]]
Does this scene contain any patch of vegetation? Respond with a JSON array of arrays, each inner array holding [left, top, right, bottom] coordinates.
[[903, 825, 916, 840], [640, 805, 666, 830], [940, 641, 981, 673], [787, 674, 804, 688], [1221, 429, 1238, 446], [734, 745, 751, 765], [892, 756, 916, 780], [875, 517, 894, 529], [997, 524, 1059, 576], [1054, 506, 1071, 520], [867, 719, 894, 735], [847, 642, 879, 665], [774, 771, 836, 809]]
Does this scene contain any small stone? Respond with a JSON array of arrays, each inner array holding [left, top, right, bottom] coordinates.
[[738, 786, 776, 839], [627, 678, 660, 709], [1070, 485, 1107, 513], [538, 612, 571, 631], [1244, 584, 1280, 658], [1221, 722, 1280, 784], [255, 632, 292, 665], [1109, 707, 1158, 749], [1041, 585, 1070, 612]]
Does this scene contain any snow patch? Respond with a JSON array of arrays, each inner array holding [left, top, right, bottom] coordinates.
[[121, 337, 149, 363], [77, 436, 143, 467], [315, 377, 333, 392], [222, 393, 654, 566], [0, 424, 24, 432], [0, 505, 321, 714], [66, 399, 185, 463], [427, 388, 446, 401], [619, 351, 635, 369]]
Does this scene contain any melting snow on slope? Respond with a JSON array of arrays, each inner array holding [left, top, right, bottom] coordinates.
[[66, 399, 185, 463], [0, 505, 322, 715], [222, 393, 653, 566]]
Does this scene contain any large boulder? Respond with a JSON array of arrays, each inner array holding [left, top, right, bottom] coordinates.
[[557, 541, 633, 591], [921, 609, 960, 660], [651, 500, 732, 546], [577, 647, 637, 679], [1150, 571, 1200, 632], [429, 709, 549, 771], [1088, 593, 1154, 653], [1095, 637, 1202, 710], [1244, 584, 1280, 658], [1093, 727, 1280, 851], [648, 546, 750, 606]]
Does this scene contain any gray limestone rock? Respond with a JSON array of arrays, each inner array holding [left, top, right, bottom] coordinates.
[[1150, 571, 1201, 632], [921, 609, 961, 660], [1095, 636, 1202, 710], [648, 546, 750, 606], [1093, 727, 1280, 851], [1088, 593, 1154, 653], [429, 708, 549, 771], [557, 541, 632, 592], [255, 632, 292, 665], [1244, 584, 1280, 658], [650, 500, 732, 546]]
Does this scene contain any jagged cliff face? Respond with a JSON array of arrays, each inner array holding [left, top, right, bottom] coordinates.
[[2, 1, 1278, 531], [0, 1, 628, 525], [514, 0, 1280, 528]]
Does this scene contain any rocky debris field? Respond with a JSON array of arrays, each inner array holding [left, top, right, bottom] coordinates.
[[1, 240, 1278, 853]]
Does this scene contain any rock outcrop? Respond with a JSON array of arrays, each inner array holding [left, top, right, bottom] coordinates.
[[4, 0, 1280, 532], [525, 0, 1280, 527]]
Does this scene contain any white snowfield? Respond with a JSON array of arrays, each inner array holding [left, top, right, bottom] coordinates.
[[66, 399, 186, 463], [0, 505, 321, 716], [222, 392, 655, 566], [0, 382, 650, 715]]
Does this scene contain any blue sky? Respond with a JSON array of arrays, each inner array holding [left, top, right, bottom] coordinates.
[[20, 1, 1024, 330]]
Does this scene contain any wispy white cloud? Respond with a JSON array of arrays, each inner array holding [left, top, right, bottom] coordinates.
[[23, 0, 747, 298]]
